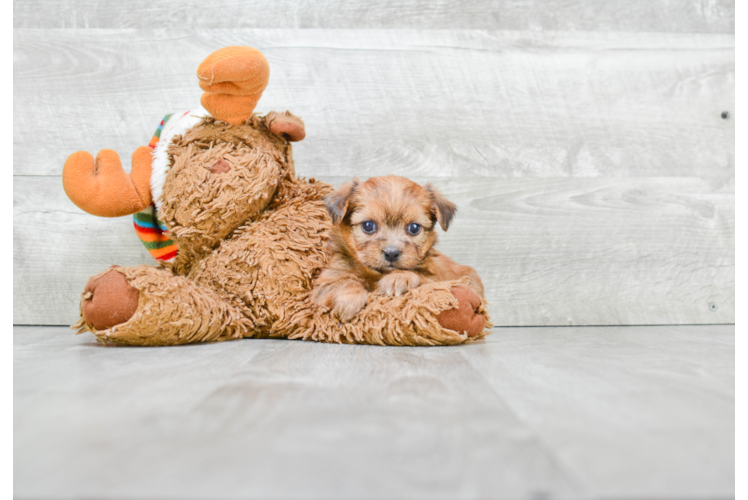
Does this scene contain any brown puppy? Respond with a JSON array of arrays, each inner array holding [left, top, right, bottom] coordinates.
[[311, 175, 485, 322]]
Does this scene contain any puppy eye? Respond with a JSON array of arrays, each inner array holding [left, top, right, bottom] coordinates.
[[407, 223, 422, 235], [361, 220, 378, 234]]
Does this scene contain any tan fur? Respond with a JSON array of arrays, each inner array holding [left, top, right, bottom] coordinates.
[[158, 116, 292, 274], [73, 120, 491, 346], [68, 46, 491, 346], [311, 176, 485, 322]]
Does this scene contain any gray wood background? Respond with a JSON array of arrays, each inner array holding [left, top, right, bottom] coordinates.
[[13, 2, 735, 326]]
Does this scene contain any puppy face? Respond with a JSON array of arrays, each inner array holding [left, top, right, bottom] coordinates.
[[325, 176, 456, 273]]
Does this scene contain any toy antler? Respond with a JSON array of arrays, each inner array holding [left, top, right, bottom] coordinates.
[[62, 147, 153, 217], [198, 46, 305, 140], [198, 46, 270, 126]]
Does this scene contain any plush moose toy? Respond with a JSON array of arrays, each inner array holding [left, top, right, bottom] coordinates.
[[62, 46, 489, 346]]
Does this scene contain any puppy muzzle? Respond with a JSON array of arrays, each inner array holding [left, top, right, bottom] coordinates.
[[383, 247, 401, 263]]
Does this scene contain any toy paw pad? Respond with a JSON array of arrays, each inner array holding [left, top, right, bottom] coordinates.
[[436, 285, 486, 337], [81, 267, 140, 330]]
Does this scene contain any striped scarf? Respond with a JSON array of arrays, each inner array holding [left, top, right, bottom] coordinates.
[[133, 115, 178, 262]]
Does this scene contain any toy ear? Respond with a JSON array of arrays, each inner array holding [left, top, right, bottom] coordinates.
[[425, 183, 457, 231], [324, 179, 359, 224], [267, 111, 306, 142]]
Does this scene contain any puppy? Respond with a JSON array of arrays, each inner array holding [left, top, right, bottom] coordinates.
[[311, 175, 484, 322]]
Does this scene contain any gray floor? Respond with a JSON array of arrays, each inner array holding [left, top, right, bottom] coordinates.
[[14, 325, 734, 499]]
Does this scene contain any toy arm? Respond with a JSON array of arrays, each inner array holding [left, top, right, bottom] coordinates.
[[285, 280, 489, 346], [62, 146, 153, 217]]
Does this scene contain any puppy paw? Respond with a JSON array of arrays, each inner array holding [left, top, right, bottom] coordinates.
[[377, 272, 421, 297], [332, 289, 369, 322]]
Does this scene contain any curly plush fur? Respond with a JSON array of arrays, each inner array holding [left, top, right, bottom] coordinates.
[[65, 46, 491, 347]]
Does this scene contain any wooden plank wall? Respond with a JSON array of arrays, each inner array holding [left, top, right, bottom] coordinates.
[[13, 2, 734, 326], [730, 29, 748, 324]]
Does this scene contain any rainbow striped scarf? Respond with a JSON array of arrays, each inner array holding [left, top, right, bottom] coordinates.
[[133, 115, 178, 262]]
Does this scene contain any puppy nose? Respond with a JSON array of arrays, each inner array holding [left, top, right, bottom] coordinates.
[[383, 247, 401, 262]]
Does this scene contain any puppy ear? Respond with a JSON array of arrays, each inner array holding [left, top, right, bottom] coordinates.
[[425, 183, 457, 231], [324, 178, 359, 224]]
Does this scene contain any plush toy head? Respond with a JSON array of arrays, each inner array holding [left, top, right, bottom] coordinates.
[[63, 46, 307, 268], [157, 116, 295, 261]]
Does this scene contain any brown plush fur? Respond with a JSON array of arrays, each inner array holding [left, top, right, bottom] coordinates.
[[66, 46, 491, 346], [72, 115, 489, 345], [311, 176, 485, 322], [158, 116, 294, 274]]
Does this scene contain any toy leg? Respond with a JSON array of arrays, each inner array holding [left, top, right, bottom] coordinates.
[[278, 280, 491, 346], [186, 182, 332, 334], [74, 266, 253, 346]]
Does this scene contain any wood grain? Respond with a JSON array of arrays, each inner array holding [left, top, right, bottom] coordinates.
[[729, 177, 748, 324], [14, 324, 734, 498], [13, 29, 734, 326], [12, 0, 735, 32], [13, 176, 153, 326], [728, 35, 748, 324], [432, 176, 735, 326], [14, 175, 734, 325], [14, 30, 734, 178]]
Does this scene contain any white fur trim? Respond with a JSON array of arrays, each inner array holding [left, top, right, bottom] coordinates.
[[151, 106, 210, 212]]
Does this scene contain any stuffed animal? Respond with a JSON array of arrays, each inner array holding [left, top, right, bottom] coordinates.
[[62, 46, 490, 346]]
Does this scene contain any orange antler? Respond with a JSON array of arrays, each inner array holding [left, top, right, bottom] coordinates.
[[62, 147, 153, 217], [197, 46, 270, 126]]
